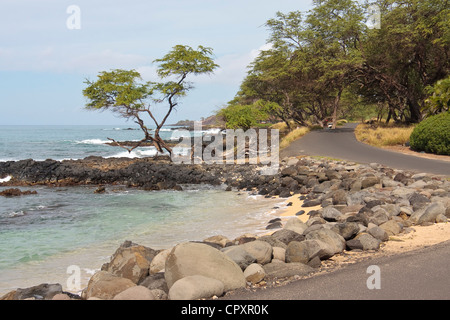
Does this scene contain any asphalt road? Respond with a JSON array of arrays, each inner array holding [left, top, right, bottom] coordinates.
[[218, 125, 450, 302], [280, 123, 450, 176], [223, 240, 450, 300]]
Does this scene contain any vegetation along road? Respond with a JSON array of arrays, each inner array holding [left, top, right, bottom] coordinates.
[[280, 123, 450, 176]]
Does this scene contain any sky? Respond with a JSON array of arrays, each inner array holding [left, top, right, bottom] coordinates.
[[0, 0, 314, 126]]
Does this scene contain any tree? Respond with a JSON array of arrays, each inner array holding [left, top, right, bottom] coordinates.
[[217, 101, 274, 131], [230, 0, 448, 128], [304, 0, 366, 128], [232, 1, 365, 129], [357, 0, 449, 123], [83, 45, 218, 156]]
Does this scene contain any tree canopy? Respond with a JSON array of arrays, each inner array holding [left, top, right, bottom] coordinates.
[[83, 45, 218, 155], [223, 0, 449, 128]]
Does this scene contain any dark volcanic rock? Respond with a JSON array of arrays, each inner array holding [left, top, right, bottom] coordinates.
[[0, 188, 37, 197]]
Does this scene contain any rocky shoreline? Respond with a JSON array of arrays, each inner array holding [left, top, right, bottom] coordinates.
[[1, 155, 449, 300]]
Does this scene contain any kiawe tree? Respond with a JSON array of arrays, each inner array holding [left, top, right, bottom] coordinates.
[[83, 45, 219, 156]]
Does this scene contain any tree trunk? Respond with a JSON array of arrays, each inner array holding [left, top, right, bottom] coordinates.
[[332, 89, 343, 129], [407, 97, 422, 123]]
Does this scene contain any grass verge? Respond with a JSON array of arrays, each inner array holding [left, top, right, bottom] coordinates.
[[355, 123, 415, 148], [279, 127, 310, 149]]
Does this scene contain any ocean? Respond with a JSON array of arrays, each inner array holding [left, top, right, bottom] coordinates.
[[0, 125, 285, 296]]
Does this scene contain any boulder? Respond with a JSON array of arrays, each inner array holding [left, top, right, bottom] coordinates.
[[285, 240, 325, 265], [331, 222, 360, 240], [221, 245, 256, 270], [149, 249, 171, 275], [345, 191, 366, 206], [408, 192, 431, 210], [332, 189, 347, 205], [347, 211, 370, 227], [346, 233, 381, 251], [369, 208, 389, 226], [272, 247, 286, 262], [52, 293, 72, 300], [266, 221, 283, 230], [164, 242, 246, 292], [284, 217, 308, 235], [113, 285, 156, 300], [306, 216, 327, 227], [305, 228, 345, 259], [240, 240, 273, 265], [0, 283, 62, 300], [285, 241, 309, 264], [168, 275, 224, 300], [139, 272, 169, 293], [281, 166, 298, 177], [244, 263, 266, 284], [82, 271, 136, 300], [203, 235, 232, 248], [361, 176, 380, 189], [379, 204, 401, 217], [367, 225, 389, 242], [149, 289, 168, 300], [365, 199, 383, 209], [321, 206, 344, 222], [417, 202, 446, 225], [270, 229, 305, 245], [258, 235, 288, 249], [379, 220, 403, 236], [302, 198, 322, 207], [101, 241, 158, 284]]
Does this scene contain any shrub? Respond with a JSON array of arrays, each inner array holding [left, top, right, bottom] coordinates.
[[409, 111, 450, 155]]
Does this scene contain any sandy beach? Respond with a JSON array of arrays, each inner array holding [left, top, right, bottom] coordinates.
[[275, 194, 450, 255]]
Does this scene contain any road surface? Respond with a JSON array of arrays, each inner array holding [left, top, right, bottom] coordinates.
[[219, 125, 450, 301], [222, 240, 450, 300], [280, 123, 450, 176]]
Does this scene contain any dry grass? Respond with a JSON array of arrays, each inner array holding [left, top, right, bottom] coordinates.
[[270, 121, 298, 132], [280, 127, 310, 149], [355, 123, 415, 147]]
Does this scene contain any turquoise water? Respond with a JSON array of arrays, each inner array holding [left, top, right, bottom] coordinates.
[[0, 126, 285, 295]]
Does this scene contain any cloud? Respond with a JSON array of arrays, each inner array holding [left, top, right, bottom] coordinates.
[[0, 44, 150, 75], [193, 43, 274, 86], [132, 43, 274, 88], [67, 49, 149, 74]]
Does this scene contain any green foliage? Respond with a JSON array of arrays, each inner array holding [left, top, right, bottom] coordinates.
[[232, 0, 449, 127], [83, 69, 152, 112], [423, 76, 450, 116], [83, 45, 218, 154], [218, 103, 270, 131], [409, 111, 450, 155], [154, 45, 218, 80], [358, 0, 449, 122]]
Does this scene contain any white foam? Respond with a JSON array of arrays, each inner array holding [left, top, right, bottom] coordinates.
[[0, 175, 11, 183], [106, 147, 160, 159], [76, 139, 109, 145], [204, 128, 222, 135], [8, 210, 25, 217]]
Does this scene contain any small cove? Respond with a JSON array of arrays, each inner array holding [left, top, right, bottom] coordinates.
[[0, 184, 285, 295]]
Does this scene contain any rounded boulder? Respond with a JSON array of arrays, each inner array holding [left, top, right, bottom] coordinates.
[[164, 242, 246, 292]]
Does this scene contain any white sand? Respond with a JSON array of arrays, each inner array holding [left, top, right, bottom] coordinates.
[[274, 195, 450, 254]]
